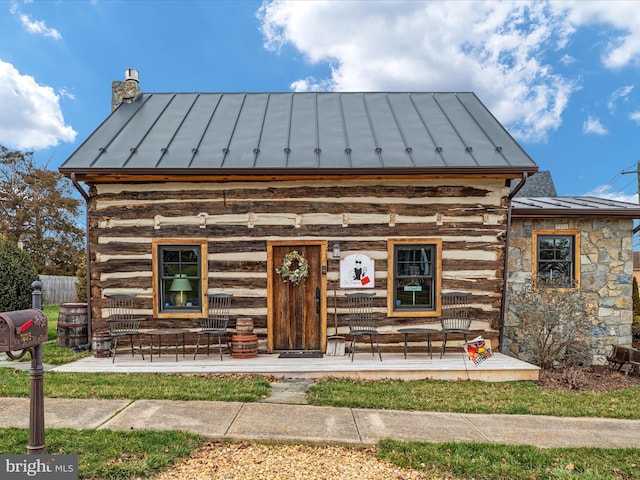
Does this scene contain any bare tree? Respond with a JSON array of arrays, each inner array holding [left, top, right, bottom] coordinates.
[[0, 145, 84, 275], [508, 285, 591, 369]]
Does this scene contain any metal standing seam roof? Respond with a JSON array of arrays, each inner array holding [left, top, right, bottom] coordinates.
[[511, 196, 640, 218], [59, 92, 538, 176]]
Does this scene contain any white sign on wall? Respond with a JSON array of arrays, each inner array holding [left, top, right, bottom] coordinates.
[[340, 254, 375, 288]]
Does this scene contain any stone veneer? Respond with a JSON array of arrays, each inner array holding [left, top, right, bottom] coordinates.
[[504, 217, 634, 365], [111, 79, 142, 112]]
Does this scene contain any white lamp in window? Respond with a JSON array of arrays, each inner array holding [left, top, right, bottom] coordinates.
[[170, 274, 192, 307]]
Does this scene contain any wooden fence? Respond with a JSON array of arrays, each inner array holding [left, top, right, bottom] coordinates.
[[40, 275, 78, 306]]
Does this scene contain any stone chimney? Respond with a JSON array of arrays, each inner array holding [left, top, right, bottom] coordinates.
[[111, 68, 142, 111]]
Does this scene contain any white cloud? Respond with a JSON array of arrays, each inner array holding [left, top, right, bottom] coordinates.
[[289, 77, 331, 92], [630, 111, 640, 123], [582, 115, 608, 135], [559, 54, 576, 65], [564, 1, 640, 69], [58, 88, 75, 101], [258, 1, 578, 143], [607, 85, 634, 113], [18, 13, 62, 39], [0, 59, 77, 150], [586, 184, 638, 203], [10, 2, 62, 40], [258, 1, 640, 143]]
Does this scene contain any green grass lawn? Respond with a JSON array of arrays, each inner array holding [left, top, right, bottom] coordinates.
[[3, 368, 639, 420], [43, 305, 60, 341], [0, 369, 271, 401], [307, 377, 640, 419], [0, 428, 205, 480], [377, 440, 639, 480]]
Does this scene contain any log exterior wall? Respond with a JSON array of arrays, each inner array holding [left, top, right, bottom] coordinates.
[[88, 178, 510, 352]]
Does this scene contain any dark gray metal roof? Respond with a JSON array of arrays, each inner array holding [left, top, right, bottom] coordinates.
[[60, 92, 537, 177], [512, 171, 557, 197], [512, 196, 640, 218]]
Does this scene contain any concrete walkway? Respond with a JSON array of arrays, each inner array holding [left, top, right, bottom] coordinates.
[[1, 396, 639, 449]]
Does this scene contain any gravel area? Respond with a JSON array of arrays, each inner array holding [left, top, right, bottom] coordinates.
[[151, 442, 430, 480]]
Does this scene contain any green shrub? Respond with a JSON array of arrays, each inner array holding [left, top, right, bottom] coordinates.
[[0, 237, 39, 311]]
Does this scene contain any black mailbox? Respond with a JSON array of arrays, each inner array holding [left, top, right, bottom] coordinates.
[[0, 309, 48, 352]]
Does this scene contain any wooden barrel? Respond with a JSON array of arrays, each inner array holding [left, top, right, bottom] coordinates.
[[92, 331, 112, 358], [231, 334, 258, 358], [57, 302, 88, 348], [235, 317, 254, 334]]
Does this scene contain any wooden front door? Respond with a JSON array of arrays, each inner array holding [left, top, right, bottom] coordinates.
[[268, 241, 326, 352]]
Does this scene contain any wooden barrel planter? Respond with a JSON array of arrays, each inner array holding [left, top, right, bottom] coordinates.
[[92, 331, 112, 358], [231, 334, 258, 358], [235, 317, 254, 334], [57, 303, 89, 348]]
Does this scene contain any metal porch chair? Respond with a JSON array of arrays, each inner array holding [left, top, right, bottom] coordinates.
[[106, 294, 145, 363], [193, 293, 233, 360], [346, 292, 382, 362], [440, 292, 472, 358]]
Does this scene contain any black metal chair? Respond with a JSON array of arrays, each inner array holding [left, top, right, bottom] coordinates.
[[193, 293, 233, 360], [346, 292, 382, 362], [106, 294, 145, 363], [440, 292, 472, 358]]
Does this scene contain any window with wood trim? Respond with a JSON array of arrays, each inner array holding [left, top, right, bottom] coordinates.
[[152, 239, 207, 317], [533, 231, 580, 289], [388, 239, 442, 316]]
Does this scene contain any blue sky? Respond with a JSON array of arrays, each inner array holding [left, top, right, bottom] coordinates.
[[1, 0, 640, 203]]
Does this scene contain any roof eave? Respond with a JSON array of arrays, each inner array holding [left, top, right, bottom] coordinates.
[[60, 165, 539, 182], [512, 208, 640, 218]]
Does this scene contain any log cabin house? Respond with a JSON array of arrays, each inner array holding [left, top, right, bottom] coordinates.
[[59, 70, 640, 364]]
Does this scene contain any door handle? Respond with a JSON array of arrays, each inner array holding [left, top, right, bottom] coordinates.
[[315, 287, 321, 314]]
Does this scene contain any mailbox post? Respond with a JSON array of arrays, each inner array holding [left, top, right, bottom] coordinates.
[[0, 281, 48, 454], [29, 281, 45, 454]]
